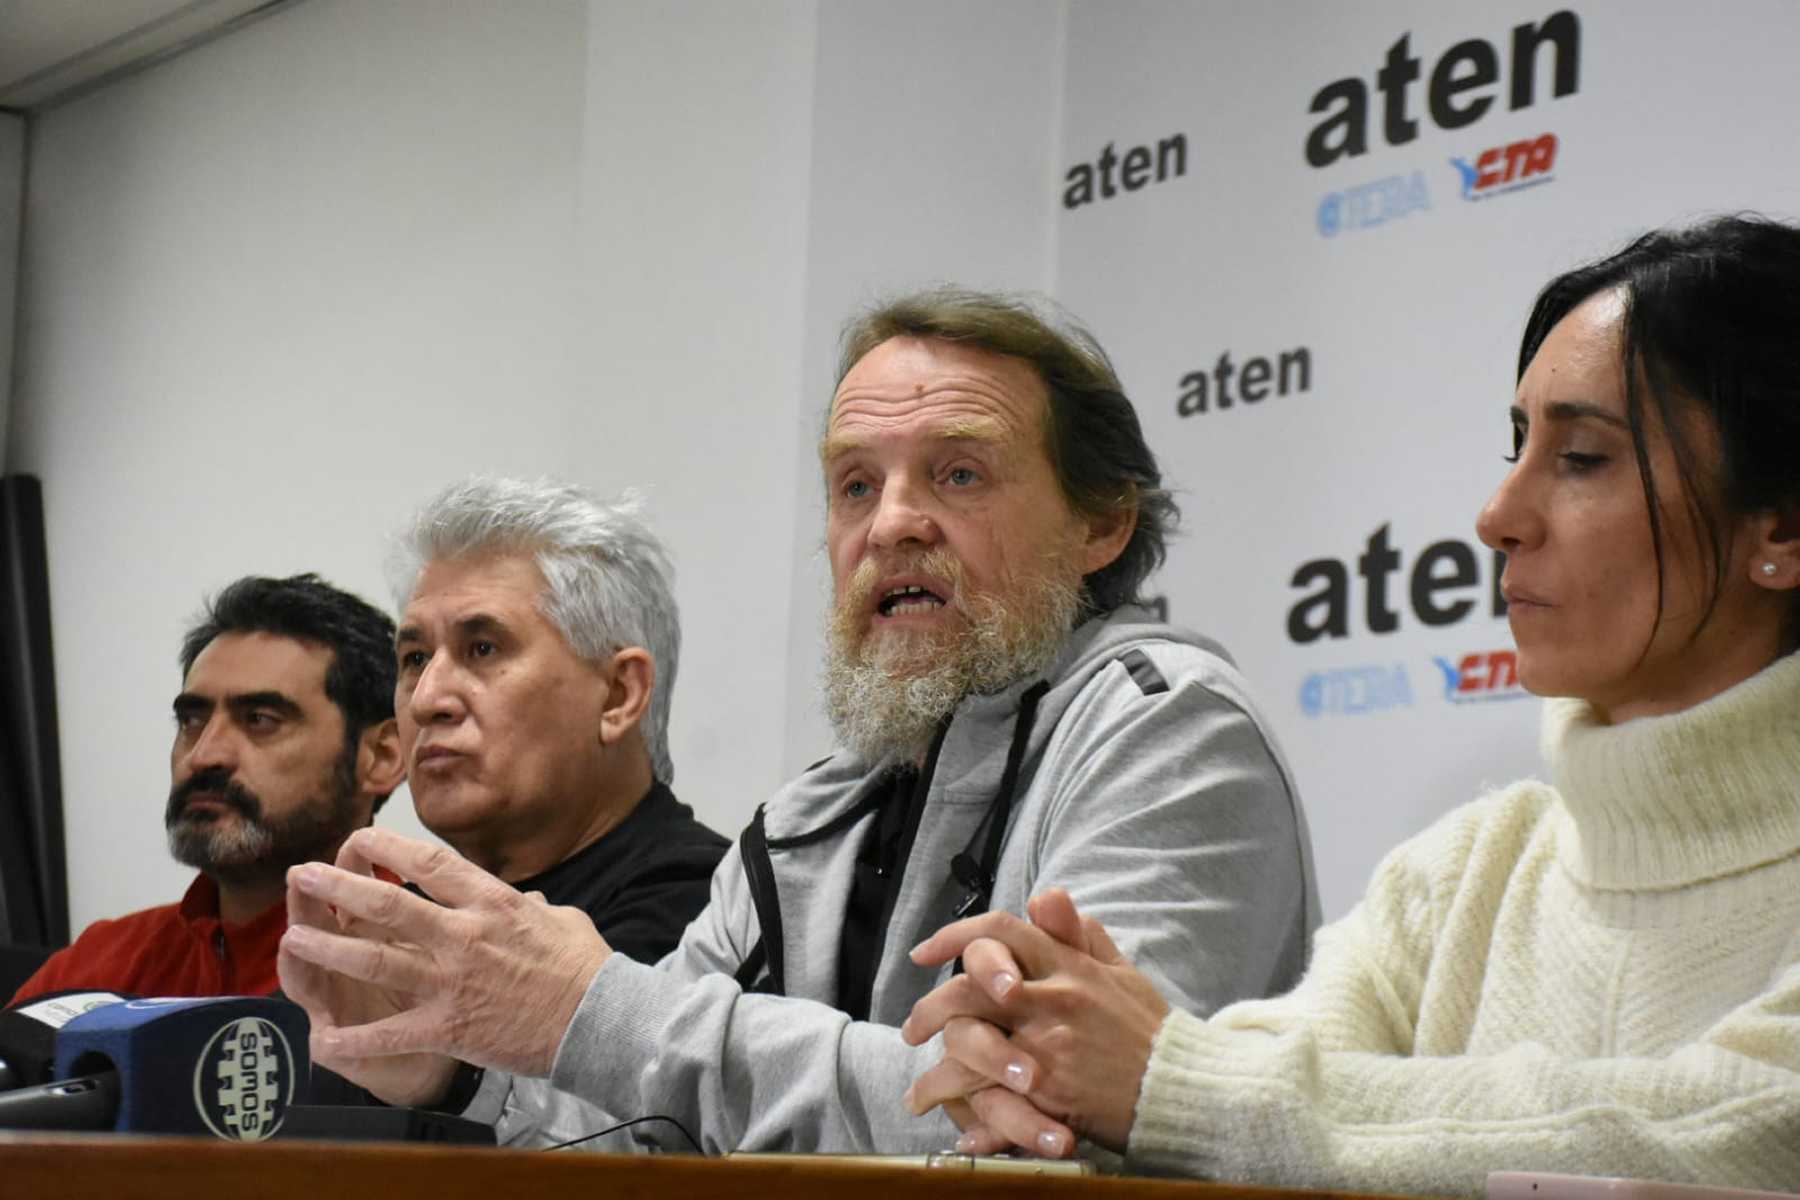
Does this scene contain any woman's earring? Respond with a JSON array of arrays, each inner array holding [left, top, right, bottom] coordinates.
[[1763, 562, 1780, 577]]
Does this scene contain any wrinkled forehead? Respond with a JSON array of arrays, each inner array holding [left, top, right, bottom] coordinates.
[[824, 336, 1051, 456]]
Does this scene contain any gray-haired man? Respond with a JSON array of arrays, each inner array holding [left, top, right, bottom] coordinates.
[[390, 477, 724, 968], [280, 293, 1318, 1156]]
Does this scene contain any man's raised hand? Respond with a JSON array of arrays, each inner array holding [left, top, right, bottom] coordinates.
[[277, 826, 611, 1103]]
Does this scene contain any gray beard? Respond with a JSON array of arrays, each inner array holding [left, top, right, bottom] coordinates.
[[823, 558, 1084, 765], [165, 746, 360, 886], [168, 817, 277, 875]]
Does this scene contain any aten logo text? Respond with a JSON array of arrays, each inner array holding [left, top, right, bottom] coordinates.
[[1064, 133, 1188, 209], [1178, 345, 1312, 417], [1305, 10, 1580, 168], [1287, 524, 1506, 644]]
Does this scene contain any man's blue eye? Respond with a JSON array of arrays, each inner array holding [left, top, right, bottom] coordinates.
[[844, 480, 871, 499], [947, 467, 978, 486]]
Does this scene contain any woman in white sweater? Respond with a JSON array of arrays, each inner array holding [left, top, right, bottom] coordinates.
[[899, 215, 1800, 1195]]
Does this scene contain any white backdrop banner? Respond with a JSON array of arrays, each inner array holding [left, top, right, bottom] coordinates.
[[1049, 0, 1800, 917]]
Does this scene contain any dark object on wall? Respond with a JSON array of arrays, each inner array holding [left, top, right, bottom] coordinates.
[[0, 475, 67, 948], [0, 943, 56, 1003]]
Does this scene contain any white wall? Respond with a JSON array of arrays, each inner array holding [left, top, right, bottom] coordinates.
[[575, 0, 817, 821], [10, 0, 593, 929], [7, 0, 1071, 932]]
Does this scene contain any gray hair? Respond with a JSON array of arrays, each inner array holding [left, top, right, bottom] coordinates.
[[388, 476, 680, 783]]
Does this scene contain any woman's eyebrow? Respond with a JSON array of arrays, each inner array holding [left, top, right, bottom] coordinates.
[[1510, 401, 1628, 428]]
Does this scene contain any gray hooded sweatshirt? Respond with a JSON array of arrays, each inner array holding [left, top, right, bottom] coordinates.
[[467, 607, 1318, 1154]]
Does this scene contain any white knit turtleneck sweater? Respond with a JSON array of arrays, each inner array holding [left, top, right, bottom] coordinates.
[[1127, 652, 1800, 1196]]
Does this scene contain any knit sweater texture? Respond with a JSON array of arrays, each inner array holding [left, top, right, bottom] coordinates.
[[1128, 651, 1800, 1196]]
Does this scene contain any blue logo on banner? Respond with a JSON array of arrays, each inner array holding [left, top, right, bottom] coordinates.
[[1316, 192, 1344, 237], [1299, 664, 1413, 716], [1316, 171, 1430, 237]]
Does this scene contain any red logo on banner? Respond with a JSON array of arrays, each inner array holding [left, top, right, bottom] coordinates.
[[1451, 133, 1557, 200], [1434, 650, 1530, 703]]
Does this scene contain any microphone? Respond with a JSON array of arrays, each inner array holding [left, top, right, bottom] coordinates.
[[0, 1069, 119, 1130], [0, 995, 309, 1139], [0, 990, 131, 1087]]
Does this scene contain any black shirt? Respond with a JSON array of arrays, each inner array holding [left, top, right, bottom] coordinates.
[[515, 780, 729, 964], [835, 767, 924, 1023]]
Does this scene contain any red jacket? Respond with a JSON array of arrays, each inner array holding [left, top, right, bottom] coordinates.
[[9, 875, 286, 1007]]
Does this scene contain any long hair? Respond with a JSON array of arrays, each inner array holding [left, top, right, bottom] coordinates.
[[1518, 215, 1800, 650]]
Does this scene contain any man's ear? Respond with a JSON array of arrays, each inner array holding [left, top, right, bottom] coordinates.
[[1079, 497, 1138, 577], [357, 717, 406, 803], [598, 648, 655, 746]]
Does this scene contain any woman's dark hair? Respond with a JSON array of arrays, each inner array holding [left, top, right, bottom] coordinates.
[[1517, 214, 1800, 650], [180, 573, 399, 809], [838, 288, 1177, 614]]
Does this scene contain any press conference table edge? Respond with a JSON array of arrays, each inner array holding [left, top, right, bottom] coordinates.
[[0, 1132, 1448, 1200]]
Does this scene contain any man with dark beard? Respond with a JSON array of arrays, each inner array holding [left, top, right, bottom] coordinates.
[[9, 574, 401, 1006], [277, 290, 1317, 1156]]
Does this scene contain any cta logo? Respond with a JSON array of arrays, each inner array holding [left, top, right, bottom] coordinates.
[[1451, 133, 1557, 200], [1433, 649, 1530, 703], [1300, 663, 1412, 717], [195, 1016, 297, 1140], [1317, 171, 1429, 237]]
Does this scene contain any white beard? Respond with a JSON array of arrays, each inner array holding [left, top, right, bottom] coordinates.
[[822, 547, 1084, 765]]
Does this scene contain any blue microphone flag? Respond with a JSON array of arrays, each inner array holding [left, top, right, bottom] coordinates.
[[53, 996, 309, 1138]]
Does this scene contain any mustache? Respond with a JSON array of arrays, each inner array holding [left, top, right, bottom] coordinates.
[[840, 548, 967, 614], [165, 768, 263, 827]]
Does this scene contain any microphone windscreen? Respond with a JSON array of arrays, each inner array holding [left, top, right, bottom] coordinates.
[[54, 996, 309, 1139]]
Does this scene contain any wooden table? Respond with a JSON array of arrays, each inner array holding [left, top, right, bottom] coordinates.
[[0, 1133, 1440, 1199]]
